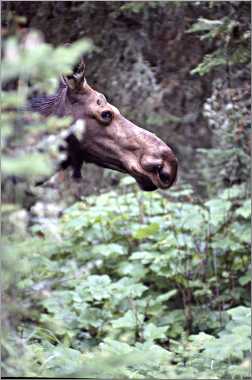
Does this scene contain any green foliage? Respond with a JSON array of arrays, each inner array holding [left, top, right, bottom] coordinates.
[[2, 32, 92, 86], [1, 31, 91, 193], [191, 49, 227, 77], [2, 9, 251, 380], [118, 1, 173, 14], [188, 10, 250, 197], [3, 153, 53, 177], [188, 16, 250, 76], [197, 81, 250, 196], [3, 186, 250, 378]]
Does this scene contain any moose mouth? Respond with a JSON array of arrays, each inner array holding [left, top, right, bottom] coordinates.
[[83, 152, 177, 192], [132, 168, 176, 192], [98, 159, 177, 191], [134, 174, 176, 192], [135, 176, 158, 191], [92, 159, 165, 191]]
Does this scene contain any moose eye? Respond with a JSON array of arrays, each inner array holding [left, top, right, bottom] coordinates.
[[101, 110, 113, 122]]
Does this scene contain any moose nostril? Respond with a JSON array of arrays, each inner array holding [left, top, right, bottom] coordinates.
[[158, 167, 171, 184]]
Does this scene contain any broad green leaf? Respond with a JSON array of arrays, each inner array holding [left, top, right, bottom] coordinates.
[[189, 332, 216, 350], [239, 272, 251, 286], [130, 250, 157, 264], [86, 275, 112, 301], [143, 323, 167, 341], [111, 277, 148, 299], [231, 222, 250, 244], [112, 310, 144, 329], [235, 199, 251, 219], [150, 289, 178, 305], [117, 262, 146, 279], [227, 306, 251, 323], [220, 184, 246, 200], [133, 223, 160, 240], [92, 243, 126, 257], [205, 198, 232, 227]]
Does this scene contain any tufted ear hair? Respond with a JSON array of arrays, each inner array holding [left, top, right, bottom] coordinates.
[[61, 55, 86, 91]]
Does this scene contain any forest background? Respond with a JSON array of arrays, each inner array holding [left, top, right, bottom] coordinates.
[[2, 1, 251, 379]]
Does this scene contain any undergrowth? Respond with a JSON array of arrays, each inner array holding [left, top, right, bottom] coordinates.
[[2, 184, 250, 378]]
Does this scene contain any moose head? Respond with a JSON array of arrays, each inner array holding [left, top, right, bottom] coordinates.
[[31, 60, 178, 191]]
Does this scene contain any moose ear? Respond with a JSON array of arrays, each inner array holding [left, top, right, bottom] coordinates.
[[62, 57, 86, 91]]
